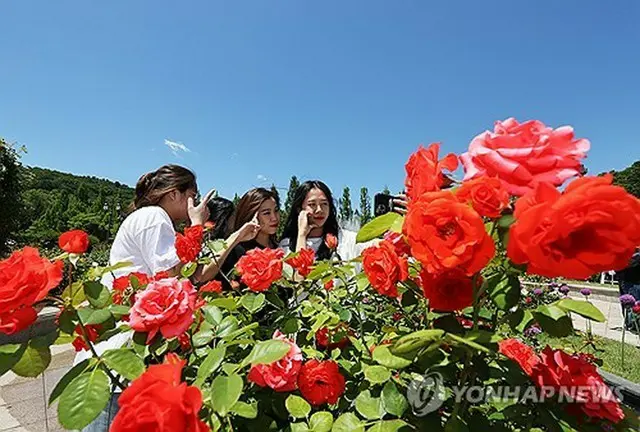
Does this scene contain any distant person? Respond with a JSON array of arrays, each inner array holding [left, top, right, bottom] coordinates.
[[618, 248, 640, 330], [206, 196, 235, 240]]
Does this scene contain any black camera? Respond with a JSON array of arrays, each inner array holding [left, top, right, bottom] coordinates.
[[374, 193, 395, 217]]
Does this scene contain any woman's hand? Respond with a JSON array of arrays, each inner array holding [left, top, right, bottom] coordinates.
[[392, 194, 408, 215], [188, 189, 216, 226], [235, 214, 261, 243], [298, 210, 313, 236]]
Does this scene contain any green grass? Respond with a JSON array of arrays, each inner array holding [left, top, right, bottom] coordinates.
[[536, 331, 640, 383]]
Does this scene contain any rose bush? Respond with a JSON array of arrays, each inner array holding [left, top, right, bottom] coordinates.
[[0, 118, 639, 432]]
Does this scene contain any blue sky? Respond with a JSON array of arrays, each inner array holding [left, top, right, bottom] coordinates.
[[2, 1, 639, 202]]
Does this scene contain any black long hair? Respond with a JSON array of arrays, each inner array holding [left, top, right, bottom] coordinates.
[[207, 197, 235, 240], [280, 180, 339, 260]]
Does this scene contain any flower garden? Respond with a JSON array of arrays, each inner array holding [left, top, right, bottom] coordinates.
[[1, 118, 640, 431]]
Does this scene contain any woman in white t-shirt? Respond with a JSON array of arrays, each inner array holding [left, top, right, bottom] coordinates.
[[80, 164, 256, 432], [279, 180, 363, 261]]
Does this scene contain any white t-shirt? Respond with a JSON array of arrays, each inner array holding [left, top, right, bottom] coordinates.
[[278, 229, 366, 261], [74, 206, 181, 372]]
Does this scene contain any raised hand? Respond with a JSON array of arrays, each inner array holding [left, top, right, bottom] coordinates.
[[298, 210, 313, 236], [188, 189, 216, 226], [235, 213, 261, 243]]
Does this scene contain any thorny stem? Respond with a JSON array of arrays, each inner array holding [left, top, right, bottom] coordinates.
[[77, 319, 126, 390], [339, 274, 372, 358]]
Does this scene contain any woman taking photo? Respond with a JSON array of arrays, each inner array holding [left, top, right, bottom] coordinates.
[[213, 188, 281, 283], [279, 180, 360, 261]]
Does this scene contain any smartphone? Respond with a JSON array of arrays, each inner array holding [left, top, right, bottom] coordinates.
[[374, 193, 395, 216]]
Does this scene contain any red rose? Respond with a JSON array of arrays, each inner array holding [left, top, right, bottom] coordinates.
[[498, 338, 540, 376], [129, 278, 198, 344], [404, 143, 459, 201], [525, 297, 533, 304], [456, 177, 510, 218], [154, 271, 171, 280], [420, 269, 476, 311], [71, 324, 100, 352], [325, 234, 338, 251], [58, 229, 90, 254], [633, 304, 640, 315], [315, 325, 351, 351], [508, 175, 640, 279], [297, 360, 346, 406], [324, 280, 334, 291], [200, 280, 222, 294], [112, 272, 150, 305], [110, 353, 210, 432], [362, 240, 408, 298], [285, 248, 315, 277], [203, 221, 215, 230], [175, 225, 204, 263], [403, 191, 495, 276], [532, 347, 624, 423], [383, 231, 411, 257], [177, 333, 191, 351], [460, 118, 590, 196], [248, 330, 303, 392], [0, 247, 63, 334], [236, 248, 284, 292]]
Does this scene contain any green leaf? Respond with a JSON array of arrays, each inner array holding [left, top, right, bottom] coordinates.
[[367, 420, 409, 432], [486, 274, 520, 310], [309, 412, 333, 432], [232, 401, 258, 419], [283, 318, 301, 334], [12, 345, 51, 377], [332, 413, 365, 432], [307, 262, 331, 281], [30, 331, 59, 349], [286, 394, 312, 419], [241, 293, 266, 314], [533, 304, 573, 337], [211, 374, 243, 416], [242, 340, 290, 367], [355, 390, 385, 420], [0, 344, 27, 375], [372, 345, 413, 369], [508, 309, 534, 333], [181, 261, 197, 278], [390, 215, 404, 233], [217, 316, 239, 337], [193, 329, 215, 347], [57, 368, 111, 430], [57, 309, 77, 334], [390, 329, 444, 355], [210, 297, 238, 310], [195, 346, 226, 388], [102, 349, 145, 380], [77, 307, 113, 326], [49, 358, 96, 405], [497, 214, 515, 228], [381, 381, 408, 417], [292, 423, 311, 432], [364, 365, 392, 384], [203, 305, 223, 325], [108, 304, 131, 319], [62, 281, 87, 307], [356, 212, 402, 243], [556, 298, 606, 322], [445, 333, 491, 353], [84, 281, 111, 308], [132, 331, 149, 357]]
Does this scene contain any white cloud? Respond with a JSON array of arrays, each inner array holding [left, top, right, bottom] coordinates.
[[164, 139, 191, 156], [231, 152, 239, 160], [257, 174, 268, 182]]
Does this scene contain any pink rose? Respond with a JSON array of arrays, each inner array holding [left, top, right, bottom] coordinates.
[[247, 330, 302, 392], [460, 118, 590, 196], [129, 278, 197, 344]]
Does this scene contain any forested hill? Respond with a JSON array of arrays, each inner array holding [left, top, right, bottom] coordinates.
[[18, 166, 134, 249]]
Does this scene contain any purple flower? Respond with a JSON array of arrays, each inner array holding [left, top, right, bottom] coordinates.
[[548, 282, 558, 290], [619, 294, 636, 307], [533, 288, 543, 296], [580, 288, 592, 297], [524, 325, 542, 337], [559, 284, 570, 295]]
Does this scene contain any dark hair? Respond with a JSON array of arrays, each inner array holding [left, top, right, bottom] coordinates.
[[230, 188, 280, 247], [133, 164, 197, 210], [207, 197, 235, 239], [280, 180, 339, 260]]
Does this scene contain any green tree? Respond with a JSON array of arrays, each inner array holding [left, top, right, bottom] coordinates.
[[0, 139, 25, 256], [359, 187, 372, 226], [232, 193, 240, 206], [382, 185, 391, 195], [279, 176, 300, 235], [612, 161, 640, 198], [339, 186, 353, 222], [270, 184, 280, 207]]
